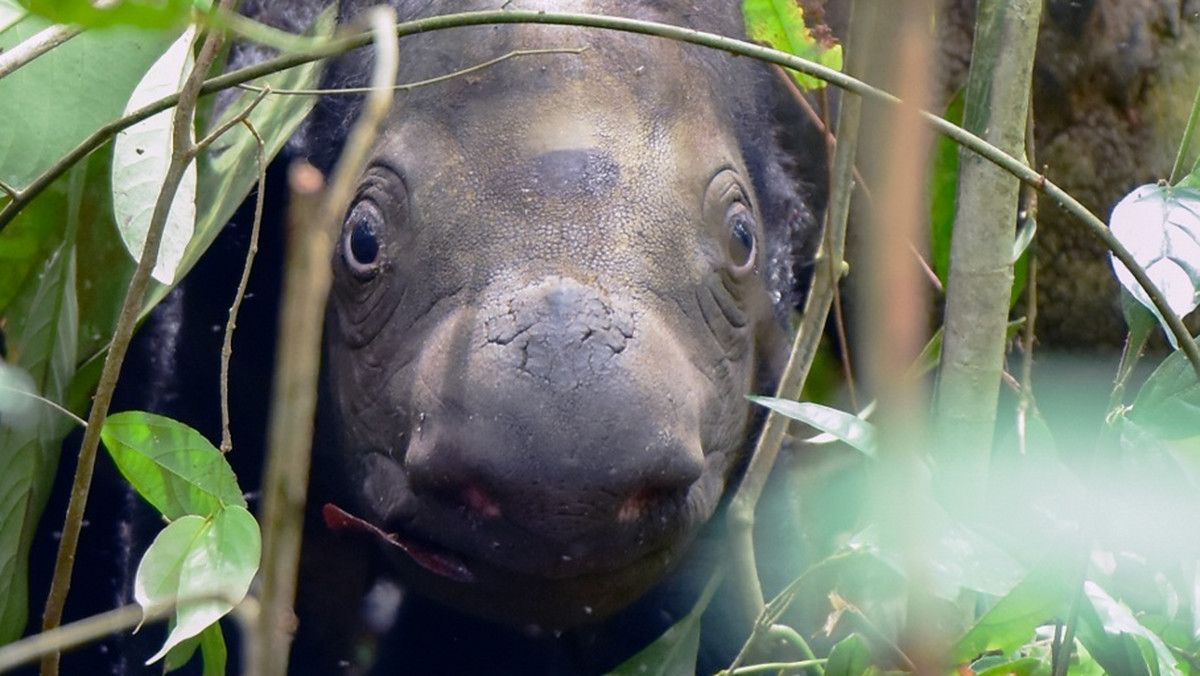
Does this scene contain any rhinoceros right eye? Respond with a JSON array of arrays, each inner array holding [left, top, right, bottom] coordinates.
[[343, 204, 383, 279]]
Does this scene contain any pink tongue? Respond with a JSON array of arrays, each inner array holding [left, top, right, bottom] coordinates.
[[323, 503, 476, 583]]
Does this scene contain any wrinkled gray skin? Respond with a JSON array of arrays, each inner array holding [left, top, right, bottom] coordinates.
[[301, 0, 818, 634]]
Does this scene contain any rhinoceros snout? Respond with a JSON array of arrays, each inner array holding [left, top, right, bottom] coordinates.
[[399, 276, 710, 568]]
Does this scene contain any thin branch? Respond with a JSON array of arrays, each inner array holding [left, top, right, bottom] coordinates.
[[246, 8, 398, 676], [0, 23, 85, 81], [209, 91, 271, 453], [38, 7, 237, 673], [236, 46, 585, 96]]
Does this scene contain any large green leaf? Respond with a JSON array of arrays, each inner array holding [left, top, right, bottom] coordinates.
[[0, 213, 78, 643], [133, 505, 259, 665], [100, 411, 246, 520], [22, 0, 197, 29], [1125, 336, 1200, 440], [0, 13, 181, 190]]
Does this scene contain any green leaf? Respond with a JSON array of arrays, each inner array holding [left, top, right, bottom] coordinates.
[[748, 396, 877, 457], [974, 656, 1043, 676], [0, 222, 78, 644], [0, 0, 26, 33], [0, 13, 182, 190], [161, 620, 225, 675], [100, 411, 246, 519], [825, 633, 872, 676], [1079, 581, 1183, 676], [141, 3, 335, 314], [22, 0, 196, 29], [111, 25, 198, 285], [1108, 184, 1200, 349], [1125, 337, 1200, 440], [607, 572, 721, 675], [742, 0, 842, 91], [930, 89, 966, 287], [951, 564, 1072, 664], [134, 505, 260, 665]]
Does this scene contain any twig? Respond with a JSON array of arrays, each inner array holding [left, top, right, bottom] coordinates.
[[0, 23, 85, 81], [246, 8, 398, 676], [236, 46, 584, 96], [0, 10, 1193, 376], [37, 6, 237, 673], [214, 97, 270, 453]]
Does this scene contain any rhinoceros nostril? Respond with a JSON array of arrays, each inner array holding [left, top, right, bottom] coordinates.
[[461, 483, 503, 519]]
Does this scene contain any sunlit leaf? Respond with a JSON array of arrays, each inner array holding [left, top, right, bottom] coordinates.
[[112, 25, 197, 285], [135, 505, 259, 664], [100, 411, 246, 520], [742, 0, 842, 90], [1109, 184, 1200, 349], [749, 396, 876, 457]]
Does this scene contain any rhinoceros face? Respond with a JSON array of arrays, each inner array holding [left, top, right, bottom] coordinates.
[[319, 5, 794, 632]]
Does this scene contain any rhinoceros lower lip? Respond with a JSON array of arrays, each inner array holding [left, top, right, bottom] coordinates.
[[323, 503, 476, 583], [324, 502, 672, 584]]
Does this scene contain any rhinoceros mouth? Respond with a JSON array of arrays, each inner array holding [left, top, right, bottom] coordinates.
[[323, 503, 476, 583], [323, 500, 680, 585]]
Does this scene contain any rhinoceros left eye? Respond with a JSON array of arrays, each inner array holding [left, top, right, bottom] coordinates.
[[725, 203, 757, 274], [343, 203, 383, 279]]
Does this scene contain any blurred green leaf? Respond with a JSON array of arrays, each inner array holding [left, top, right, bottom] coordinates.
[[0, 186, 78, 643], [1078, 581, 1183, 676], [742, 0, 842, 90], [951, 564, 1071, 664], [100, 410, 246, 520], [134, 505, 259, 664], [825, 633, 871, 676], [749, 396, 876, 457]]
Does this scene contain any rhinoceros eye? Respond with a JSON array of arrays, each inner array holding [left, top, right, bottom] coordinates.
[[725, 202, 757, 275], [343, 203, 383, 279]]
